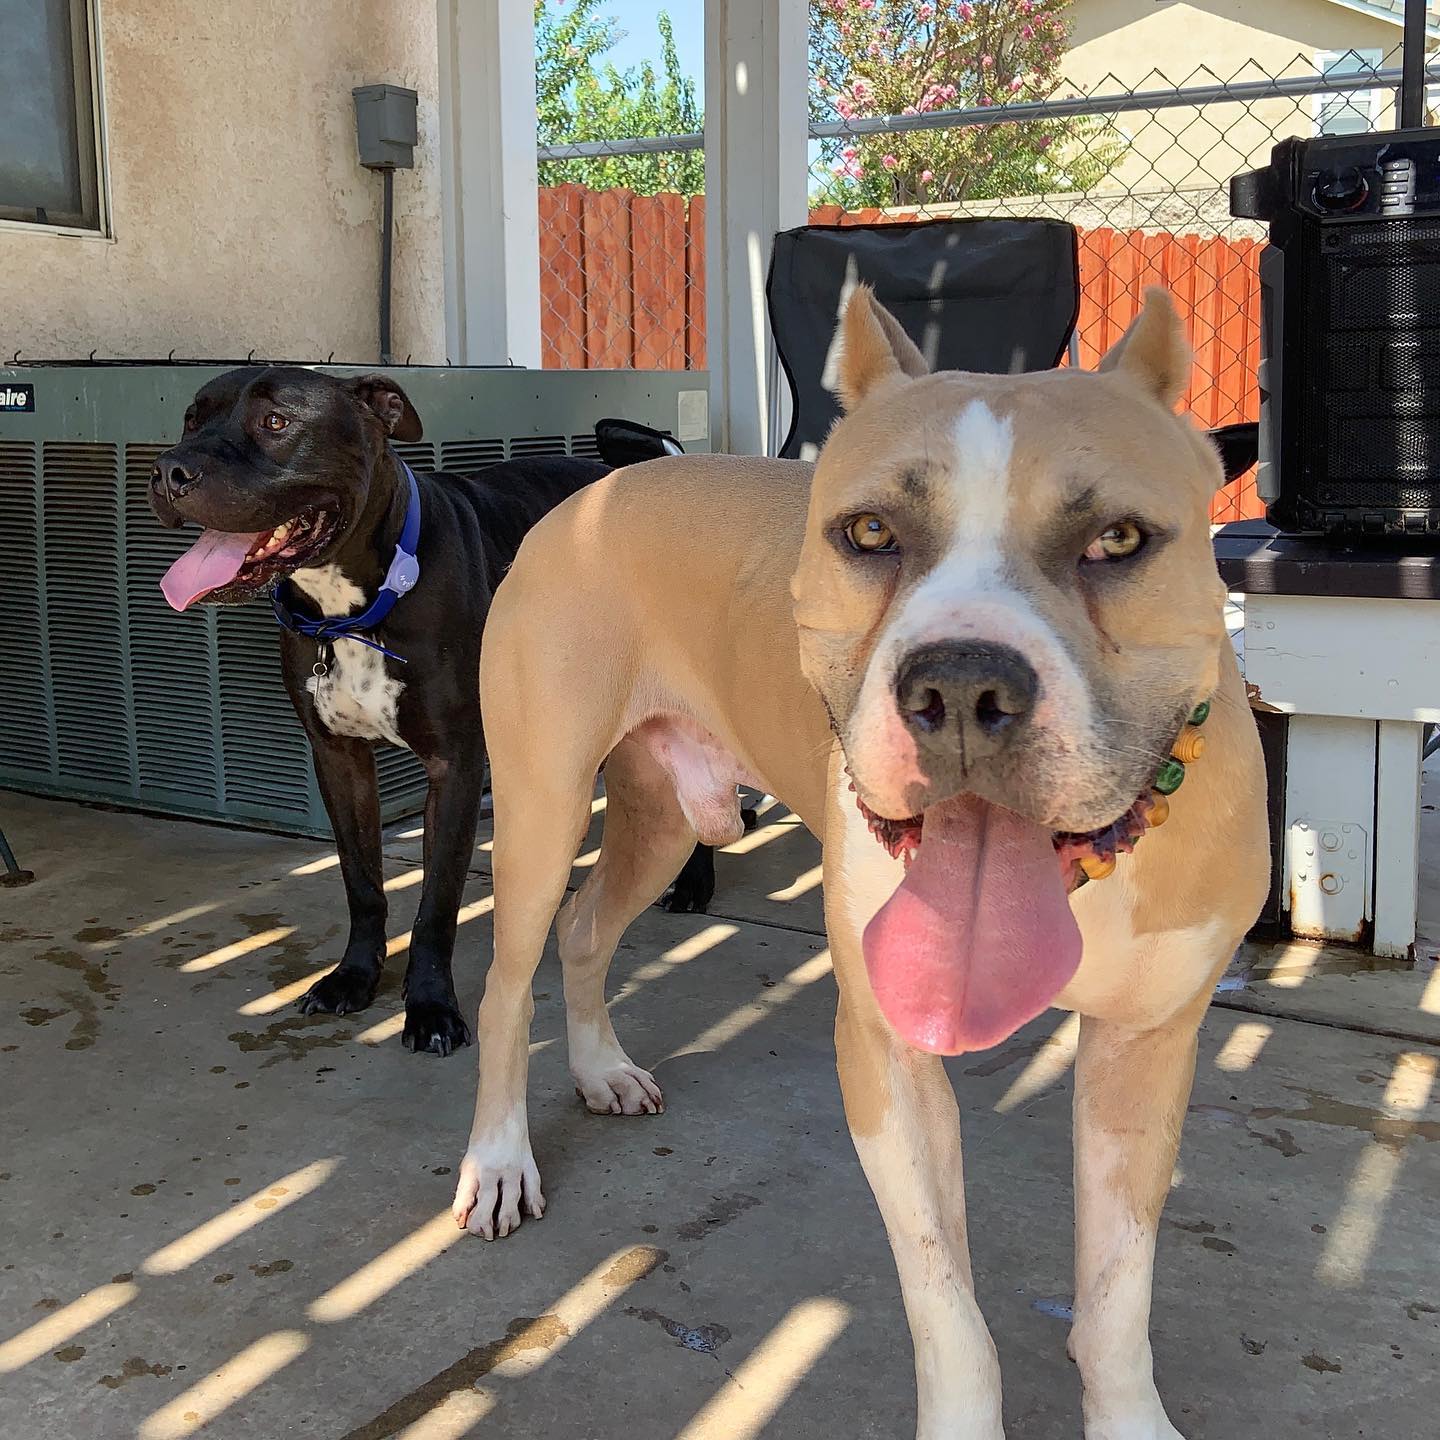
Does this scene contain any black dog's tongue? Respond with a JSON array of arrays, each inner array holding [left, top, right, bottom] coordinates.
[[160, 530, 266, 611]]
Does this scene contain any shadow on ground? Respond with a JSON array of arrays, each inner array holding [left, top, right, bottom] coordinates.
[[1, 785, 1438, 1438]]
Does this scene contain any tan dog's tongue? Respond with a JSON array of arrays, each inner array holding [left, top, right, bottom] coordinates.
[[862, 793, 1082, 1054]]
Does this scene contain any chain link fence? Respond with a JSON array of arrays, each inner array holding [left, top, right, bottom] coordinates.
[[536, 44, 1426, 518], [536, 137, 707, 370], [810, 47, 1423, 522]]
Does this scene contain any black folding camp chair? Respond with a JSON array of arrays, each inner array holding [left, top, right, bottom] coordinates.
[[0, 821, 34, 887], [767, 217, 1080, 459], [765, 217, 1258, 478]]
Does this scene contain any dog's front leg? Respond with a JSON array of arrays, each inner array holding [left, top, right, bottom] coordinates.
[[400, 747, 484, 1056], [453, 773, 596, 1239], [298, 729, 388, 1018], [826, 775, 1004, 1439], [1070, 1002, 1212, 1440], [835, 997, 1006, 1440]]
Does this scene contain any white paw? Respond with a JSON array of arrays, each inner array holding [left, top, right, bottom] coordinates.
[[1084, 1411, 1185, 1440], [571, 1059, 664, 1116], [451, 1137, 545, 1240]]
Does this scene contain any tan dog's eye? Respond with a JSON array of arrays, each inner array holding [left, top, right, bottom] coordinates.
[[263, 412, 289, 433], [1084, 521, 1144, 562], [845, 514, 897, 553]]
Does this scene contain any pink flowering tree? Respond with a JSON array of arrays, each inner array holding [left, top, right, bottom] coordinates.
[[811, 0, 1119, 207]]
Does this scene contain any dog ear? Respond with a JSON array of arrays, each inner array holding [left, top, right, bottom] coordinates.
[[349, 374, 423, 442], [1098, 287, 1191, 411], [835, 285, 928, 413]]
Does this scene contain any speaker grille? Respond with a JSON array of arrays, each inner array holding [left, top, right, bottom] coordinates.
[[1315, 479, 1440, 508], [1325, 411, 1440, 482], [1289, 213, 1440, 524]]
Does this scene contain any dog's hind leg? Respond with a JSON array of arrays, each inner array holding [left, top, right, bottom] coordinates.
[[556, 736, 702, 1115], [662, 800, 756, 913], [662, 841, 717, 914], [1069, 984, 1220, 1440]]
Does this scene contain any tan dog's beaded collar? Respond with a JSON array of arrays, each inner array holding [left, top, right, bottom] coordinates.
[[852, 701, 1211, 892]]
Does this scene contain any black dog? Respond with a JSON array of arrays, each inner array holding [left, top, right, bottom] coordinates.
[[150, 367, 605, 1055]]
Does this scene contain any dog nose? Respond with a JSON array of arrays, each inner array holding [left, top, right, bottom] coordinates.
[[152, 455, 201, 499], [894, 641, 1038, 766]]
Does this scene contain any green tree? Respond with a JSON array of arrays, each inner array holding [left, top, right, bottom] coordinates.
[[536, 0, 704, 196], [810, 0, 1120, 207]]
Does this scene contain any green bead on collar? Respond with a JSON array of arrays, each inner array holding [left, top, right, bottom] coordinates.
[[1153, 757, 1187, 796]]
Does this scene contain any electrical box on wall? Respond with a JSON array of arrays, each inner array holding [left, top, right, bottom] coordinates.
[[352, 84, 418, 169]]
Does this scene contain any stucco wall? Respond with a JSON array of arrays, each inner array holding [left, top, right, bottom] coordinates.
[[1, 0, 447, 363], [1062, 0, 1407, 195]]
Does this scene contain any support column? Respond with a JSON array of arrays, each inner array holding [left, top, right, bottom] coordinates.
[[437, 0, 543, 368], [1282, 716, 1376, 946], [703, 0, 810, 455], [1374, 720, 1423, 960]]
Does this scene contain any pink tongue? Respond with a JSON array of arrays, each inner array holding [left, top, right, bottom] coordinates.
[[159, 529, 266, 612], [862, 793, 1082, 1054]]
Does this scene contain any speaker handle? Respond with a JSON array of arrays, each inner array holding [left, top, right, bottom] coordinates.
[[1256, 244, 1283, 504], [1230, 166, 1275, 221]]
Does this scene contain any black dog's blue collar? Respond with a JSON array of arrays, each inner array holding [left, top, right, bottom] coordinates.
[[271, 458, 421, 663]]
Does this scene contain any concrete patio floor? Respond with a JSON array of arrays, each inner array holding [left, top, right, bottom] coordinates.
[[3, 782, 1440, 1439]]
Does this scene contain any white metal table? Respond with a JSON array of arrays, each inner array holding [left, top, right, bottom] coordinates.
[[1216, 521, 1436, 960]]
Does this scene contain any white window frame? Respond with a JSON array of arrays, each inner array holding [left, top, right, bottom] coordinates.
[[0, 0, 110, 237], [1313, 47, 1385, 138]]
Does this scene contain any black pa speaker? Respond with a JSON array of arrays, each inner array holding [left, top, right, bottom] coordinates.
[[1231, 128, 1440, 537]]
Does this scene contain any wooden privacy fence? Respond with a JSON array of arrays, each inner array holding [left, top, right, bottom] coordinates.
[[539, 185, 1265, 519], [1072, 228, 1264, 521], [540, 186, 707, 370]]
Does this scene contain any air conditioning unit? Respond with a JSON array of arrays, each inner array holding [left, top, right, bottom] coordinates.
[[0, 364, 709, 835]]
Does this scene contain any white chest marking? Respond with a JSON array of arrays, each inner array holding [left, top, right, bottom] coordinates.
[[292, 564, 407, 747]]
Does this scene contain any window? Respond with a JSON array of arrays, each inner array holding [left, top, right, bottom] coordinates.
[[0, 0, 104, 230], [1314, 48, 1384, 137]]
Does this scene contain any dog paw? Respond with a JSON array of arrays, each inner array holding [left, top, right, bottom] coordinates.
[[572, 1061, 664, 1116], [662, 866, 714, 914], [402, 999, 472, 1057], [1085, 1423, 1184, 1440], [661, 884, 710, 914], [299, 966, 379, 1017], [452, 1140, 545, 1240], [1082, 1401, 1185, 1440]]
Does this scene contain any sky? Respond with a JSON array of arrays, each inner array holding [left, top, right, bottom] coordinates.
[[592, 0, 705, 94]]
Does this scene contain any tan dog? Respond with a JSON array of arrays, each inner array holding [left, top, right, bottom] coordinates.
[[453, 287, 1268, 1439]]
